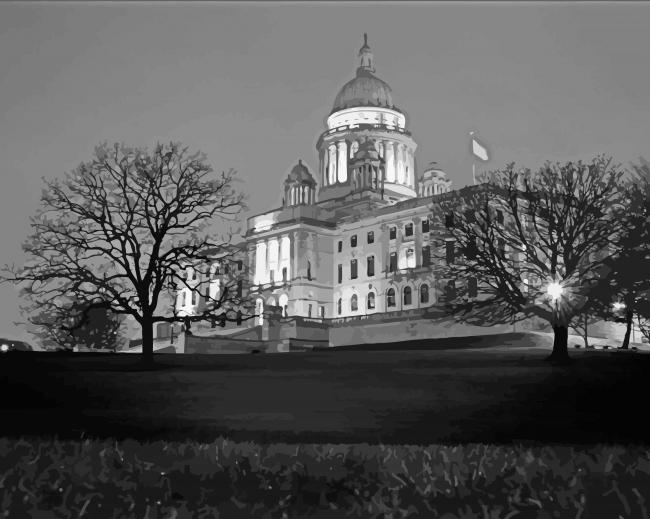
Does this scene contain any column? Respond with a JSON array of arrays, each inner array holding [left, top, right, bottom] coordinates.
[[337, 141, 348, 183], [385, 140, 395, 182], [281, 234, 291, 281], [408, 149, 415, 187], [328, 144, 337, 185], [319, 148, 326, 187], [395, 143, 406, 184], [264, 239, 270, 284], [292, 231, 300, 283]]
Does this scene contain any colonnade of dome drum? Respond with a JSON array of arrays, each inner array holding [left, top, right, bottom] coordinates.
[[317, 138, 416, 189]]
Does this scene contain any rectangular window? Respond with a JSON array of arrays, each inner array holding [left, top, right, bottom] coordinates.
[[367, 256, 375, 277], [237, 260, 243, 271], [308, 304, 312, 318], [406, 248, 415, 268], [421, 245, 431, 267], [367, 231, 374, 244], [282, 267, 287, 282], [468, 277, 478, 298], [389, 226, 397, 240], [338, 240, 343, 253], [351, 235, 357, 248], [465, 238, 478, 260], [497, 238, 506, 258], [389, 252, 397, 272], [445, 213, 454, 228], [421, 219, 430, 233], [405, 223, 413, 237], [496, 209, 504, 225], [236, 280, 243, 298], [350, 259, 358, 279], [337, 264, 342, 284], [446, 241, 455, 265], [270, 270, 274, 283], [320, 306, 325, 318]]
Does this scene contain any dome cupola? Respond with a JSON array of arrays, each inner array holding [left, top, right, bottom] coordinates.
[[331, 34, 398, 114], [283, 159, 317, 207]]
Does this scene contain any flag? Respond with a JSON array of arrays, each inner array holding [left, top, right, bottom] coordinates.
[[470, 132, 489, 162]]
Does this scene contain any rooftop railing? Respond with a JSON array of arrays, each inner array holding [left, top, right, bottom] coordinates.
[[324, 123, 411, 137]]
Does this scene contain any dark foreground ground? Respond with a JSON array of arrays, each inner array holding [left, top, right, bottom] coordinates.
[[1, 332, 648, 445]]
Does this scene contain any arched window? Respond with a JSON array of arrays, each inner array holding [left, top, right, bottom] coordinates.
[[191, 291, 198, 306], [337, 298, 342, 315], [367, 292, 375, 310], [180, 291, 186, 307], [279, 294, 289, 317], [387, 288, 396, 308], [351, 294, 358, 312], [420, 284, 429, 304], [403, 286, 412, 306]]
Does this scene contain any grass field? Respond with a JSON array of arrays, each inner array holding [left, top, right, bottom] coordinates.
[[3, 436, 650, 518], [1, 332, 649, 445], [2, 332, 650, 517]]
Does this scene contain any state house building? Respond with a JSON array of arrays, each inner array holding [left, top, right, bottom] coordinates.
[[169, 36, 510, 351]]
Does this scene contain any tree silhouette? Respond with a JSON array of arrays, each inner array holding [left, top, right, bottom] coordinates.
[[21, 296, 124, 351], [597, 158, 650, 348], [433, 157, 624, 363], [2, 142, 250, 364]]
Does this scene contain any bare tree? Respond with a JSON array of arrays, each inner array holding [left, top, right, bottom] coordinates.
[[2, 142, 250, 364], [433, 157, 624, 363]]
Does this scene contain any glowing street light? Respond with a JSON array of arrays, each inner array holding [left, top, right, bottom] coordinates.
[[547, 282, 564, 301]]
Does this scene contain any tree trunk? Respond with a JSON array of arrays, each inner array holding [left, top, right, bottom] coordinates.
[[583, 313, 589, 349], [140, 317, 154, 366], [621, 308, 634, 350], [546, 325, 571, 363]]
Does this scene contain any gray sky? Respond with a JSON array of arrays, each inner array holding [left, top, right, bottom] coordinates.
[[2, 2, 650, 341]]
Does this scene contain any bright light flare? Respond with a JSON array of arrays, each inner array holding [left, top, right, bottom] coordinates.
[[0, 344, 9, 353], [547, 282, 564, 301], [613, 302, 625, 311]]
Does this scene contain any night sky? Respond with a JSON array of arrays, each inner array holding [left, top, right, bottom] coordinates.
[[2, 2, 649, 341]]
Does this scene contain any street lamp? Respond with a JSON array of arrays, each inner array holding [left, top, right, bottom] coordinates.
[[547, 281, 564, 329], [547, 282, 564, 301]]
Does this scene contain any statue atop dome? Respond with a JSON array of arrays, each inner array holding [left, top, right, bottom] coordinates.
[[358, 33, 375, 73]]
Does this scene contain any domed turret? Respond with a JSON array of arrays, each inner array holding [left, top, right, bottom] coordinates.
[[284, 160, 316, 207], [418, 162, 452, 197]]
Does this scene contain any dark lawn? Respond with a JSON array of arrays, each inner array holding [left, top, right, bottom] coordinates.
[[1, 332, 648, 445]]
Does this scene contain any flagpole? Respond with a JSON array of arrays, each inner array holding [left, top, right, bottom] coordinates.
[[470, 130, 476, 185]]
